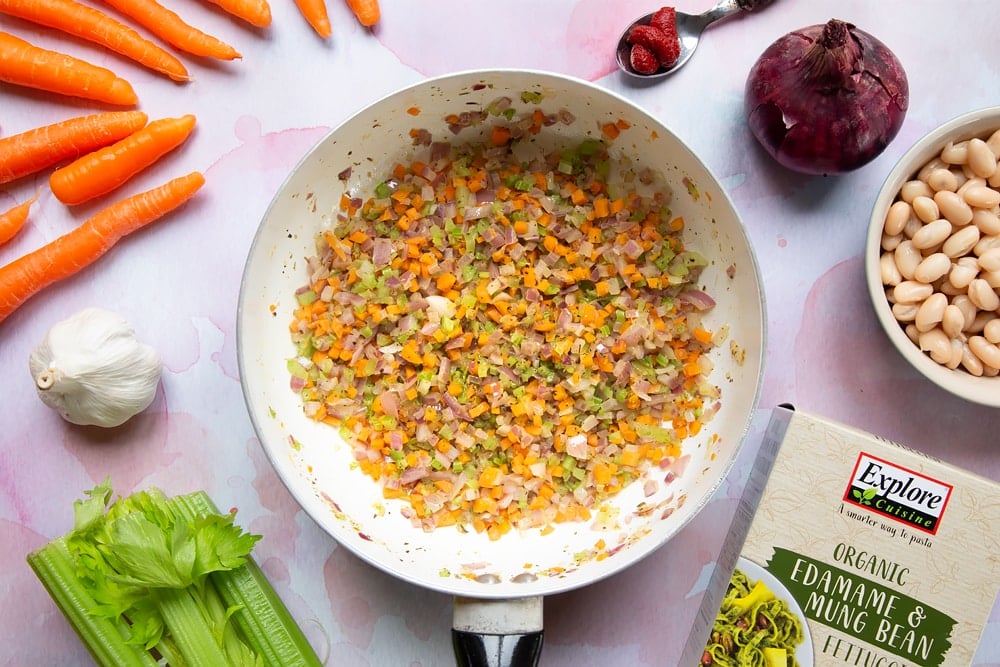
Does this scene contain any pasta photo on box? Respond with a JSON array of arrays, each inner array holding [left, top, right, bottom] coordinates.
[[688, 405, 1000, 667]]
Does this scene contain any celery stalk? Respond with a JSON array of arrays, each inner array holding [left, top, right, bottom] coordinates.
[[170, 491, 323, 667], [28, 480, 320, 667], [154, 585, 230, 667], [26, 538, 157, 667]]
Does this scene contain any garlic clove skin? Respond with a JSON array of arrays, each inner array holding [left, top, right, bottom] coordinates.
[[28, 307, 162, 428]]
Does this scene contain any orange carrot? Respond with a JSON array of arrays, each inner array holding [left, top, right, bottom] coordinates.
[[0, 193, 37, 246], [344, 0, 377, 26], [0, 31, 138, 105], [50, 114, 197, 205], [96, 0, 241, 59], [202, 0, 271, 28], [0, 171, 205, 323], [294, 0, 331, 38], [0, 111, 148, 185], [0, 0, 189, 81]]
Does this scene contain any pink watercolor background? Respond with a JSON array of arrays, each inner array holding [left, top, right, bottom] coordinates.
[[3, 1, 1000, 664], [369, 0, 654, 81]]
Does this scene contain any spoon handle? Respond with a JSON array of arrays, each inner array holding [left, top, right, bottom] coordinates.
[[697, 0, 771, 29]]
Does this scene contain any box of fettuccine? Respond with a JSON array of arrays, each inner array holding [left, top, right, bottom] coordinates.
[[681, 405, 1000, 667]]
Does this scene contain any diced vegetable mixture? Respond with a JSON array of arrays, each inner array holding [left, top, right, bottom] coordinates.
[[288, 98, 722, 539]]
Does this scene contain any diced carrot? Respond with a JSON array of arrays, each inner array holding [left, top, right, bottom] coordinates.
[[490, 125, 511, 146]]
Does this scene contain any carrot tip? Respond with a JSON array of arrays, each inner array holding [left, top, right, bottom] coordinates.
[[110, 78, 139, 106]]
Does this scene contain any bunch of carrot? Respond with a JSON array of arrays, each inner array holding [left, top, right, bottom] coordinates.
[[1, 0, 381, 318], [0, 109, 204, 321], [0, 0, 382, 99]]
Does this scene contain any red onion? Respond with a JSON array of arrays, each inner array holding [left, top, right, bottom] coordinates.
[[744, 18, 908, 175]]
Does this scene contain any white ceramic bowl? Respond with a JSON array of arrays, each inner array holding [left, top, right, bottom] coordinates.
[[866, 106, 1000, 407], [238, 69, 766, 600]]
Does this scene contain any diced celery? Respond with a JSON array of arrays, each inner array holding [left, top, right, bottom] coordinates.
[[295, 290, 317, 306]]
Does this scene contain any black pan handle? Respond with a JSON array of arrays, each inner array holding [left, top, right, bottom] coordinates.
[[451, 629, 543, 667], [451, 596, 544, 667]]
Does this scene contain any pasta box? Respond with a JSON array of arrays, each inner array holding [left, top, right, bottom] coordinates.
[[681, 405, 1000, 666]]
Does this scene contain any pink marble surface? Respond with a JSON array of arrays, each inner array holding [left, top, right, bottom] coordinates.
[[2, 1, 999, 664]]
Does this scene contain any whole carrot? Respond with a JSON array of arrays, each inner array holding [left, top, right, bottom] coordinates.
[[0, 193, 38, 246], [50, 114, 197, 205], [203, 0, 271, 28], [0, 171, 205, 323], [0, 0, 189, 82], [0, 111, 148, 185], [345, 0, 377, 27], [294, 0, 330, 38], [96, 0, 241, 60], [0, 31, 138, 105]]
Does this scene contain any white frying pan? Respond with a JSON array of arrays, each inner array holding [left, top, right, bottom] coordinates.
[[237, 69, 765, 665]]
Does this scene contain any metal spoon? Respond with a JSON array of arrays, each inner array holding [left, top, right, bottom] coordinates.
[[616, 0, 770, 80]]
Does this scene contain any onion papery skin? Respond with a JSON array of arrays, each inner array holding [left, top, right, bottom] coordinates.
[[744, 18, 909, 176]]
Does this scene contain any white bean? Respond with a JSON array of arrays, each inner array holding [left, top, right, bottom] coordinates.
[[894, 241, 921, 280], [941, 140, 969, 165], [963, 185, 1000, 209], [884, 200, 912, 236], [956, 176, 984, 198], [934, 190, 974, 225], [973, 209, 1000, 235], [905, 324, 920, 345], [941, 224, 980, 258], [984, 364, 1000, 377], [980, 247, 1000, 272], [915, 292, 948, 332], [892, 302, 919, 322], [968, 278, 1000, 311], [984, 317, 1000, 344], [942, 304, 966, 338], [987, 129, 1000, 158], [946, 339, 964, 369], [967, 138, 998, 179], [952, 294, 978, 330], [961, 343, 985, 376], [912, 196, 939, 223], [894, 281, 934, 304], [939, 279, 964, 297], [918, 157, 949, 181], [918, 328, 952, 363], [903, 214, 924, 239], [881, 231, 903, 251], [969, 336, 1000, 369], [901, 179, 934, 202], [913, 252, 951, 283], [975, 235, 1000, 256], [983, 269, 1000, 289], [911, 219, 953, 250], [970, 310, 996, 334], [949, 258, 979, 289], [880, 252, 902, 286], [926, 168, 958, 192]]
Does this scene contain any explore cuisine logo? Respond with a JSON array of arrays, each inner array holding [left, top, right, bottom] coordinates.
[[844, 453, 953, 535]]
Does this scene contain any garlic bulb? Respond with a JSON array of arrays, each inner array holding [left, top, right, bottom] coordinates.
[[28, 307, 162, 427]]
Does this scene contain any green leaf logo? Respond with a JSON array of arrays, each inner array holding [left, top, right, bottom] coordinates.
[[860, 488, 877, 505], [850, 488, 877, 506]]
